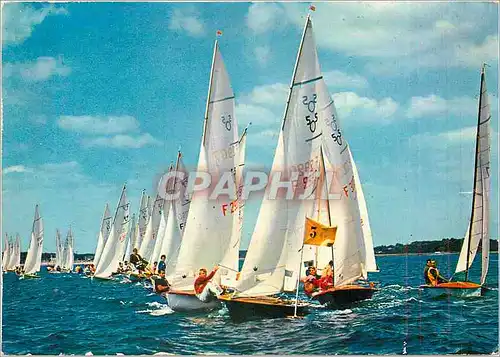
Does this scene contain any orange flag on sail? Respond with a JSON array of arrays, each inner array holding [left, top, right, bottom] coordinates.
[[309, 5, 316, 11], [304, 217, 337, 247], [216, 30, 223, 36]]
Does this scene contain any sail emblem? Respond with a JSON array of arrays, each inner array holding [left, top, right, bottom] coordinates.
[[119, 231, 127, 242], [303, 94, 318, 133], [221, 114, 232, 131]]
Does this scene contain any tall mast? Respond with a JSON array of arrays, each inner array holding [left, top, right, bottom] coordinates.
[[202, 40, 218, 146], [465, 65, 485, 282], [281, 15, 311, 131]]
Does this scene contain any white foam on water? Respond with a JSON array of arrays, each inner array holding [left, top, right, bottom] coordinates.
[[153, 352, 175, 355], [85, 352, 93, 356], [335, 309, 353, 315], [136, 302, 174, 316], [147, 293, 156, 296]]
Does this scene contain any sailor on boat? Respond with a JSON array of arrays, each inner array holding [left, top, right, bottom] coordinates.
[[157, 255, 166, 275], [301, 266, 321, 296], [425, 260, 448, 286], [194, 266, 224, 302], [130, 248, 148, 272], [153, 270, 170, 294]]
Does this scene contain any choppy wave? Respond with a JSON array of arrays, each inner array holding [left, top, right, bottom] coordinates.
[[2, 254, 498, 354]]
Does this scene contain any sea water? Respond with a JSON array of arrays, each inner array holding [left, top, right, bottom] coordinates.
[[2, 254, 498, 355]]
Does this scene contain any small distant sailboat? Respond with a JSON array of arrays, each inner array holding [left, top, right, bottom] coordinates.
[[93, 204, 112, 268], [61, 228, 74, 273], [93, 185, 131, 280], [166, 37, 243, 312], [3, 233, 11, 273], [138, 193, 165, 265], [49, 230, 63, 273], [420, 65, 491, 298], [21, 205, 44, 279], [132, 190, 149, 252]]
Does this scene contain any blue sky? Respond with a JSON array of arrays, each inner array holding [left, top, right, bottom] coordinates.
[[2, 2, 498, 254]]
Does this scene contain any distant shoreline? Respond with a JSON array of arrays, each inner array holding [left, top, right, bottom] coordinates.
[[374, 251, 499, 257]]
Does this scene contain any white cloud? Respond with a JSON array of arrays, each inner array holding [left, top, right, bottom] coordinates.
[[2, 3, 68, 46], [3, 56, 71, 82], [82, 133, 161, 149], [168, 8, 205, 37], [246, 3, 287, 34], [409, 126, 498, 149], [247, 3, 498, 72], [240, 82, 288, 108], [58, 115, 140, 135], [3, 165, 33, 175], [254, 46, 271, 66], [333, 92, 399, 124], [406, 94, 498, 119], [324, 70, 369, 89]]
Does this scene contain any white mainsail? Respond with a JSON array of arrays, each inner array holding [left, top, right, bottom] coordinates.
[[133, 190, 148, 250], [55, 229, 63, 267], [3, 234, 10, 271], [7, 236, 17, 270], [64, 228, 74, 271], [150, 164, 174, 266], [159, 153, 192, 275], [14, 235, 21, 268], [172, 41, 240, 290], [236, 15, 367, 296], [93, 204, 112, 267], [455, 65, 491, 286], [94, 185, 131, 278], [349, 148, 378, 273], [24, 205, 44, 275], [220, 129, 247, 283], [123, 213, 136, 262], [138, 194, 165, 263]]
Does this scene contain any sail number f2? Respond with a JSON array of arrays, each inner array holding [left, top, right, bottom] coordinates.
[[221, 114, 232, 131], [303, 94, 318, 133]]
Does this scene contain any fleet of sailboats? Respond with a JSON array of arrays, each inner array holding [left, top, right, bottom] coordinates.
[[2, 10, 494, 323]]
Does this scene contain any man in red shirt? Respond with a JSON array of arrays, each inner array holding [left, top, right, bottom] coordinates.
[[194, 266, 223, 302]]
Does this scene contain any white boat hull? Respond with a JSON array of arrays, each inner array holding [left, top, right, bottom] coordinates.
[[165, 291, 221, 312]]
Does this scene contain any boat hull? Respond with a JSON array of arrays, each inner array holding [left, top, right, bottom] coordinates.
[[419, 281, 482, 298], [219, 295, 310, 322], [311, 285, 376, 308], [165, 290, 221, 312], [19, 273, 40, 280]]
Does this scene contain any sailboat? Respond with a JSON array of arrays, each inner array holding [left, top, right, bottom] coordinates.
[[21, 205, 44, 279], [61, 228, 74, 273], [93, 184, 131, 280], [132, 190, 149, 252], [419, 64, 491, 298], [165, 38, 243, 312], [93, 204, 112, 269], [220, 14, 376, 319], [49, 230, 63, 273], [3, 233, 10, 273], [123, 213, 136, 264], [138, 193, 165, 266]]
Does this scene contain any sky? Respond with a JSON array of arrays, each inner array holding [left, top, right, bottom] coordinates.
[[1, 2, 498, 254]]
